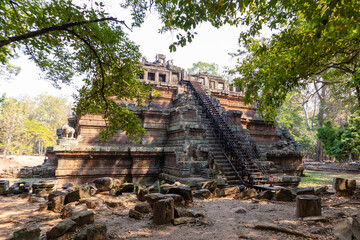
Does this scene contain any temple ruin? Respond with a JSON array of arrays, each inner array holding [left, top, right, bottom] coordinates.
[[49, 54, 304, 187]]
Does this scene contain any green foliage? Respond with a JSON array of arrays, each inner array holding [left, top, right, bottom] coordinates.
[[0, 94, 26, 157], [0, 94, 69, 156], [1, 0, 153, 141], [279, 94, 317, 154], [28, 94, 71, 139], [188, 61, 220, 76], [317, 112, 360, 161], [128, 0, 360, 121]]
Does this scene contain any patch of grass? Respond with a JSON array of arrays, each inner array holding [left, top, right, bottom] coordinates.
[[4, 178, 56, 185], [299, 171, 333, 188], [299, 170, 360, 188]]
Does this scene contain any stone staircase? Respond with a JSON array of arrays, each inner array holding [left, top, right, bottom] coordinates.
[[188, 79, 267, 186]]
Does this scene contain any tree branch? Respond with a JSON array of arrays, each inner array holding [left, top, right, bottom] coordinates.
[[64, 29, 109, 116], [0, 17, 130, 47]]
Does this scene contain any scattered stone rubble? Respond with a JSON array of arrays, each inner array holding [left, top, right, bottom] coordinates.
[[2, 176, 360, 239]]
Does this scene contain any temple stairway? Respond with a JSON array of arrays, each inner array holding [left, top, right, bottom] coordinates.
[[188, 80, 267, 186]]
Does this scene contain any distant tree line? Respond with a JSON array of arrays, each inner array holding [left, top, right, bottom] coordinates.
[[0, 94, 71, 158]]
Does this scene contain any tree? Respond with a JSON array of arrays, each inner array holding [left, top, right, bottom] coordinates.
[[0, 94, 26, 158], [317, 112, 360, 161], [278, 93, 317, 155], [22, 120, 54, 155], [29, 94, 71, 139], [128, 0, 360, 120], [1, 0, 153, 141], [188, 61, 220, 76]]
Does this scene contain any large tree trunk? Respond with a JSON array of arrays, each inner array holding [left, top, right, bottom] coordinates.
[[315, 139, 323, 162]]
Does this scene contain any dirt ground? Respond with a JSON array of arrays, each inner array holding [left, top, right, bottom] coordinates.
[[1, 190, 358, 240], [0, 155, 45, 170]]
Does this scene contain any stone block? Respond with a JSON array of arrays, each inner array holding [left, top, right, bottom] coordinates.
[[71, 210, 94, 227], [193, 189, 211, 199], [235, 189, 257, 200], [61, 202, 78, 219], [162, 186, 193, 202], [135, 203, 152, 213], [145, 193, 169, 207], [48, 191, 67, 213], [79, 197, 103, 209], [314, 186, 328, 195], [0, 180, 9, 195], [66, 185, 92, 203], [201, 181, 217, 192], [296, 187, 315, 195], [136, 186, 149, 202], [46, 219, 76, 239], [62, 182, 75, 189], [333, 178, 357, 196], [224, 186, 241, 196], [215, 188, 225, 198], [275, 188, 296, 202], [173, 217, 196, 225], [12, 226, 41, 240], [256, 190, 273, 200], [295, 195, 321, 218], [74, 224, 107, 240], [93, 177, 113, 191], [153, 198, 174, 225], [105, 199, 124, 209], [129, 209, 144, 220]]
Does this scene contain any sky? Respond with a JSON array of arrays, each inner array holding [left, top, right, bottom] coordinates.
[[0, 1, 243, 102]]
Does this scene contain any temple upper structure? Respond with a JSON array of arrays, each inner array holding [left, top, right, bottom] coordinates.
[[49, 54, 304, 187]]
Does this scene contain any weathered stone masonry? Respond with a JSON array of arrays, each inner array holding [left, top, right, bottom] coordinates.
[[50, 54, 303, 187]]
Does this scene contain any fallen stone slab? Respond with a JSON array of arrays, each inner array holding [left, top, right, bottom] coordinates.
[[61, 202, 78, 219], [71, 210, 94, 227], [201, 181, 217, 192], [295, 187, 315, 195], [161, 186, 193, 202], [134, 203, 152, 213], [144, 193, 170, 207], [93, 177, 113, 191], [62, 182, 75, 189], [314, 186, 328, 195], [120, 183, 135, 193], [65, 186, 92, 203], [255, 190, 273, 200], [173, 217, 196, 225], [174, 208, 204, 218], [46, 218, 76, 239], [74, 224, 107, 240], [193, 189, 211, 199], [79, 197, 103, 209], [105, 199, 124, 209], [274, 188, 296, 202], [129, 209, 144, 220], [10, 225, 40, 240], [235, 189, 257, 200], [224, 186, 241, 196]]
